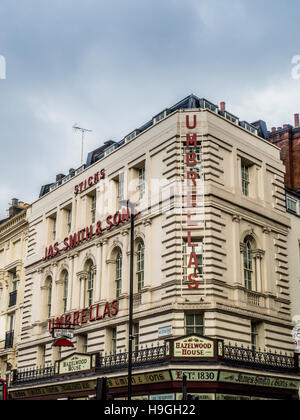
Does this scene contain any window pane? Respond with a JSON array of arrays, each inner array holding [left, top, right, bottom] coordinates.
[[185, 313, 204, 335], [195, 314, 203, 325], [241, 163, 250, 196], [136, 243, 145, 291], [186, 315, 194, 326], [195, 327, 204, 335], [115, 252, 122, 298]]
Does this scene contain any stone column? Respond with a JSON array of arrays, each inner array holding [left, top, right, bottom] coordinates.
[[4, 271, 10, 310], [121, 229, 130, 295], [51, 263, 58, 316], [36, 268, 44, 321], [71, 253, 79, 310], [262, 227, 273, 294], [142, 219, 152, 305], [79, 274, 87, 309], [232, 215, 242, 286], [94, 241, 103, 302], [253, 250, 264, 293], [100, 239, 108, 300], [67, 255, 74, 311]]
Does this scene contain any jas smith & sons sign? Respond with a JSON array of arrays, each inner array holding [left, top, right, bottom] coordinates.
[[43, 206, 138, 262]]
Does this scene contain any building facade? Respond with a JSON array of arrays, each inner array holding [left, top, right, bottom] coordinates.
[[285, 189, 300, 326], [0, 200, 28, 379], [8, 95, 300, 399], [268, 114, 300, 191], [268, 118, 300, 351]]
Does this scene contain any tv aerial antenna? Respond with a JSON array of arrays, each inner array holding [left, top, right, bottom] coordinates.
[[73, 124, 93, 166]]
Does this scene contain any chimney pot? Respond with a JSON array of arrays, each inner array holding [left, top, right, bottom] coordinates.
[[294, 113, 299, 127], [271, 127, 276, 132], [56, 174, 65, 182], [11, 198, 18, 207], [220, 101, 226, 111]]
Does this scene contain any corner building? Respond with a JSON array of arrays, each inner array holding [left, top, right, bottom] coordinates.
[[10, 95, 300, 400]]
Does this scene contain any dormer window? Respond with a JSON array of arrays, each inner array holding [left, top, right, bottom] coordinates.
[[224, 111, 239, 125], [240, 121, 258, 136], [125, 130, 140, 143], [200, 99, 218, 113], [153, 109, 169, 124]]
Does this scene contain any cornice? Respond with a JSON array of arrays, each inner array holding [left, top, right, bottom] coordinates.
[[0, 211, 28, 241]]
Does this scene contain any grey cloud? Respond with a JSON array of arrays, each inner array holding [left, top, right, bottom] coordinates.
[[1, 0, 300, 218]]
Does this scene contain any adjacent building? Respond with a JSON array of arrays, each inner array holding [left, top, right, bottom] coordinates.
[[268, 120, 300, 329], [0, 200, 28, 380], [285, 189, 300, 326], [268, 115, 300, 192], [6, 95, 300, 400]]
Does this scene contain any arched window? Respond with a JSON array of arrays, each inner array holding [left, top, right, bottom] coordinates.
[[62, 271, 69, 313], [136, 242, 145, 292], [115, 252, 122, 298], [243, 237, 253, 291], [86, 261, 94, 307], [46, 277, 53, 318]]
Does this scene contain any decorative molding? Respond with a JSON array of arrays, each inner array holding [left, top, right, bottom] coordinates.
[[262, 227, 271, 235], [76, 270, 88, 281]]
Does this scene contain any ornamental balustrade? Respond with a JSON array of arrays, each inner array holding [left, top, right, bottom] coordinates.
[[10, 342, 298, 386], [223, 343, 296, 370]]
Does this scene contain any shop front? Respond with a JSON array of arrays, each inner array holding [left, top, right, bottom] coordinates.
[[8, 335, 300, 400]]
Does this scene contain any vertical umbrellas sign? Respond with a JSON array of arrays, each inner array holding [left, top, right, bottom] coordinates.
[[180, 111, 205, 296]]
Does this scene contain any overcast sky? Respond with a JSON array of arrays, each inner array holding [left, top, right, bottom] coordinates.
[[0, 0, 300, 219]]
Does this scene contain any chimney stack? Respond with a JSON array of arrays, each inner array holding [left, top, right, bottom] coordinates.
[[9, 199, 20, 218], [220, 102, 226, 111], [11, 198, 18, 207], [56, 174, 65, 182], [271, 127, 277, 132], [294, 113, 299, 128]]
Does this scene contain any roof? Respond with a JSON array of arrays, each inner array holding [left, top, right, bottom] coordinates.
[[39, 93, 267, 197]]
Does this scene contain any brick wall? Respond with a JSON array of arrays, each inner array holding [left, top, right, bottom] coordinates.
[[268, 120, 300, 190]]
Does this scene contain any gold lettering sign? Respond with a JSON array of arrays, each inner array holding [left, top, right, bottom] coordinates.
[[216, 394, 251, 400], [58, 354, 92, 375], [10, 381, 95, 399], [219, 371, 300, 390], [176, 393, 215, 400], [173, 336, 214, 358], [107, 370, 171, 388], [171, 370, 218, 382]]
